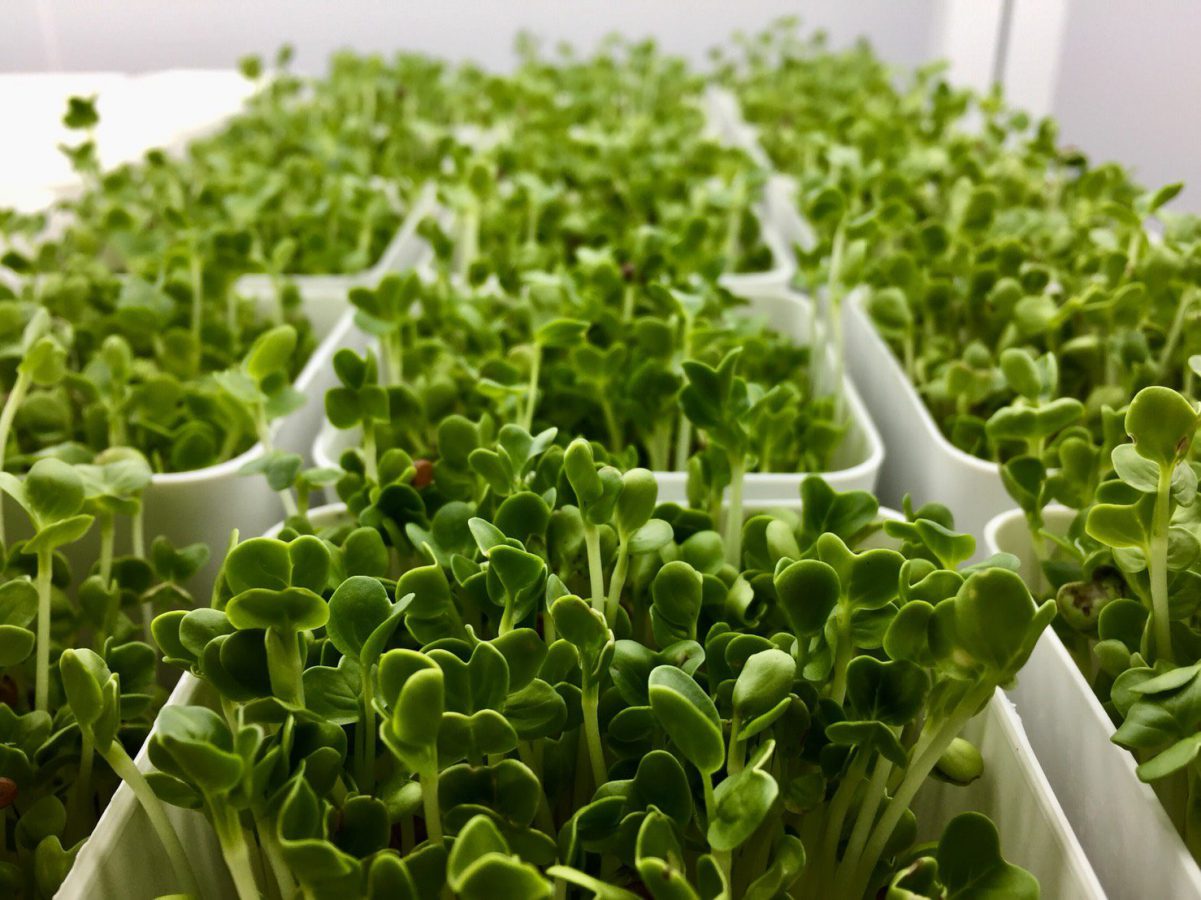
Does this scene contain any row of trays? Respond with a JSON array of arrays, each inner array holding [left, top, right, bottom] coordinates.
[[44, 85, 1191, 899]]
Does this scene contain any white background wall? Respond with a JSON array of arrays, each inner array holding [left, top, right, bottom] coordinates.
[[1, 1, 940, 73], [2, 1, 1198, 210]]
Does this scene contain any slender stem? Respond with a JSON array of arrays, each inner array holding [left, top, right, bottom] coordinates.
[[359, 667, 376, 794], [104, 741, 202, 898], [499, 594, 517, 634], [702, 773, 732, 883], [827, 222, 847, 419], [131, 503, 145, 558], [0, 370, 31, 543], [387, 330, 405, 386], [835, 752, 895, 895], [1159, 289, 1194, 379], [723, 455, 746, 565], [673, 416, 693, 473], [580, 685, 607, 791], [252, 810, 297, 900], [727, 714, 747, 776], [35, 548, 52, 713], [190, 251, 204, 342], [604, 537, 630, 626], [264, 627, 305, 706], [517, 740, 557, 836], [673, 317, 695, 472], [817, 751, 870, 894], [1150, 465, 1175, 663], [71, 730, 95, 841], [600, 398, 623, 453], [723, 174, 745, 268], [522, 343, 543, 432], [827, 607, 852, 707], [583, 523, 605, 616], [98, 512, 115, 586], [362, 418, 379, 483], [621, 285, 635, 322], [849, 700, 981, 899], [420, 765, 443, 844], [211, 802, 260, 900]]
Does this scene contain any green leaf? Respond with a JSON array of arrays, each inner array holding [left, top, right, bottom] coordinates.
[[647, 665, 724, 775], [227, 587, 328, 632], [937, 812, 1039, 898], [327, 576, 391, 660], [1126, 386, 1197, 466], [774, 559, 839, 637]]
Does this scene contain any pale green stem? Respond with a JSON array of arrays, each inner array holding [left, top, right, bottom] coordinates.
[[835, 752, 895, 895], [98, 512, 115, 586], [71, 730, 95, 840], [673, 317, 695, 472], [702, 773, 732, 883], [359, 668, 376, 794], [723, 455, 746, 565], [1158, 289, 1194, 380], [0, 370, 31, 543], [362, 418, 379, 484], [517, 740, 557, 836], [827, 606, 852, 707], [386, 330, 405, 386], [621, 285, 635, 322], [190, 251, 204, 342], [420, 765, 443, 844], [454, 203, 479, 282], [522, 343, 543, 432], [604, 537, 630, 626], [723, 175, 745, 268], [581, 685, 607, 790], [210, 802, 260, 900], [264, 627, 305, 706], [849, 699, 982, 899], [105, 741, 202, 898], [673, 416, 693, 473], [1150, 465, 1174, 663], [252, 810, 297, 900], [255, 407, 298, 519], [827, 223, 846, 419], [817, 751, 871, 894], [583, 523, 605, 616], [727, 714, 746, 776], [35, 548, 52, 713]]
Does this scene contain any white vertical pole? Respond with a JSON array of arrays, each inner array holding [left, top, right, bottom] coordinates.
[[932, 0, 1007, 94], [1001, 0, 1072, 117]]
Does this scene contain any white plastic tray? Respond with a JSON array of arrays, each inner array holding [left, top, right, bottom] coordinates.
[[986, 507, 1201, 899], [58, 500, 1100, 898], [1, 290, 358, 590], [843, 289, 1010, 551], [232, 182, 438, 301], [312, 290, 884, 506], [912, 691, 1105, 899], [707, 87, 1006, 551]]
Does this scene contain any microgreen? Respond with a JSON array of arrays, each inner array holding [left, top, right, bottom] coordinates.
[[148, 462, 1044, 897]]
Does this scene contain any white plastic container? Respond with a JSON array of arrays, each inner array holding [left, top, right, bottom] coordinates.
[[716, 175, 798, 301], [843, 289, 1011, 550], [1, 290, 358, 590], [706, 89, 1006, 550], [700, 87, 798, 300], [312, 290, 884, 507], [59, 500, 1100, 899], [911, 691, 1105, 899], [985, 507, 1201, 899], [232, 181, 438, 301]]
